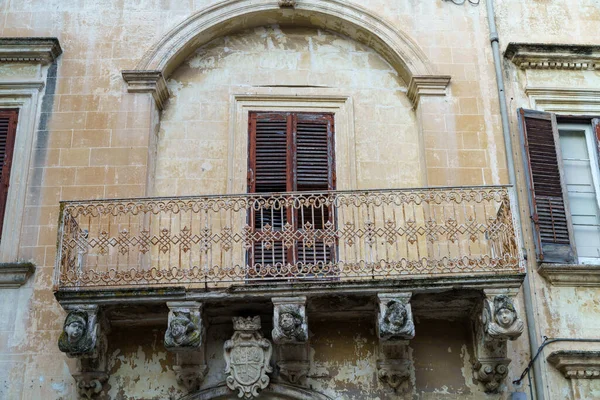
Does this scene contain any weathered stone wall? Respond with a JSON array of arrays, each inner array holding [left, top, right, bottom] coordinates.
[[1, 0, 598, 399]]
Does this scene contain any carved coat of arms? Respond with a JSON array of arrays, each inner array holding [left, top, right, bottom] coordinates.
[[224, 316, 273, 399]]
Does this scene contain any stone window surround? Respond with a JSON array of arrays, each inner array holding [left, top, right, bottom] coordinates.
[[525, 86, 600, 286], [0, 38, 61, 287], [228, 93, 357, 192]]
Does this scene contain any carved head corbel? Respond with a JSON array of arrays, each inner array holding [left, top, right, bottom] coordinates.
[[58, 310, 97, 356], [484, 295, 524, 341]]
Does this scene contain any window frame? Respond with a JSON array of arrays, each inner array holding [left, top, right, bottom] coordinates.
[[0, 108, 19, 241], [556, 121, 600, 265]]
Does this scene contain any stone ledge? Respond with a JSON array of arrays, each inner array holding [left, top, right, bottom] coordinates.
[[505, 42, 600, 70], [121, 70, 170, 110], [55, 273, 526, 306], [0, 262, 35, 288], [539, 263, 600, 287], [0, 37, 62, 64], [547, 351, 600, 379], [407, 75, 451, 108]]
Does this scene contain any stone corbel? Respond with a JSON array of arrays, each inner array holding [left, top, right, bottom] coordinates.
[[57, 304, 109, 399], [122, 70, 170, 111], [164, 301, 208, 392], [472, 289, 524, 393], [376, 293, 415, 391], [407, 75, 451, 108], [272, 297, 309, 384]]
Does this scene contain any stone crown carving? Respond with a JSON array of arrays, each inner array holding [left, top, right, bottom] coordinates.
[[233, 316, 262, 331], [378, 295, 415, 341]]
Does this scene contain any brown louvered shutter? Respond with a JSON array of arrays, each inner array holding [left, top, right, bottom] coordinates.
[[0, 109, 18, 240], [248, 112, 335, 272], [518, 108, 575, 263], [593, 118, 600, 158]]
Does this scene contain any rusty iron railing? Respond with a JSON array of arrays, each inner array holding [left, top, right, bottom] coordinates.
[[54, 186, 523, 290]]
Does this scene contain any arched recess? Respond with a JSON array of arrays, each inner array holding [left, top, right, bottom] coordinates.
[[180, 383, 333, 400], [122, 0, 450, 109]]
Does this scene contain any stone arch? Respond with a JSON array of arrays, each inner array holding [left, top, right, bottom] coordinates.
[[123, 0, 449, 109], [180, 383, 333, 400]]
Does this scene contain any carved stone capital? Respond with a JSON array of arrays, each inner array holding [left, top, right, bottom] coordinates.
[[377, 359, 411, 390], [165, 301, 207, 392], [174, 364, 209, 391], [377, 293, 415, 341], [225, 316, 273, 399], [272, 297, 308, 344], [547, 351, 600, 379], [165, 301, 204, 351], [472, 290, 522, 393], [278, 360, 310, 384], [407, 75, 451, 108], [473, 359, 510, 393], [72, 372, 108, 400], [121, 70, 170, 110]]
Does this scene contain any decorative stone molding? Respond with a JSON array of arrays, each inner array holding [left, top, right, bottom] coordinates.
[[377, 358, 411, 390], [278, 0, 296, 7], [472, 289, 523, 393], [505, 43, 600, 70], [547, 351, 600, 379], [58, 305, 109, 399], [121, 70, 170, 110], [539, 264, 600, 287], [376, 293, 414, 391], [224, 316, 273, 399], [278, 360, 310, 384], [0, 37, 62, 64], [164, 301, 208, 391], [377, 293, 415, 341], [130, 0, 435, 86], [272, 297, 308, 344], [0, 262, 35, 288], [407, 75, 451, 108]]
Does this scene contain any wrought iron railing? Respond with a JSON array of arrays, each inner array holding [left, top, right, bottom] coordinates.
[[54, 186, 523, 290]]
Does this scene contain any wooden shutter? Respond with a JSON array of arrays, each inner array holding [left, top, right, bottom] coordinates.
[[0, 109, 18, 240], [248, 111, 336, 271], [518, 108, 575, 263]]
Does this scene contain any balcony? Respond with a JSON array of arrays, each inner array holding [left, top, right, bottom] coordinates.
[[54, 185, 524, 297]]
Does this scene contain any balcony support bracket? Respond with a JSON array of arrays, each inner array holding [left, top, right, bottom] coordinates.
[[272, 297, 310, 384], [164, 301, 208, 392], [376, 293, 415, 391], [472, 288, 524, 393], [57, 304, 109, 399]]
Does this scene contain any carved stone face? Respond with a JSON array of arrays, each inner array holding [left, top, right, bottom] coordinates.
[[280, 312, 296, 333], [65, 320, 85, 343], [171, 320, 187, 340], [386, 302, 407, 328], [495, 308, 516, 328]]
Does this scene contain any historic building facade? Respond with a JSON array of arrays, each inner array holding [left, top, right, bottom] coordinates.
[[0, 0, 598, 399]]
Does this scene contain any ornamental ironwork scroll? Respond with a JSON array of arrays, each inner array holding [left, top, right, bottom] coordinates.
[[55, 186, 522, 290]]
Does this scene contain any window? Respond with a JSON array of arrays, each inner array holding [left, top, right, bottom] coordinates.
[[247, 111, 336, 271], [518, 109, 600, 264], [0, 109, 18, 240]]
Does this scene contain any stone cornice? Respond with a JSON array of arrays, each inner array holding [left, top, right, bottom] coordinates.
[[505, 43, 600, 70], [0, 262, 35, 288], [539, 264, 600, 287], [547, 351, 600, 379], [121, 70, 170, 110], [0, 37, 62, 64], [407, 75, 451, 108]]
